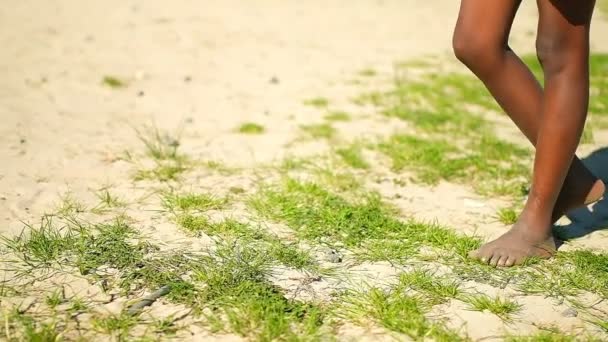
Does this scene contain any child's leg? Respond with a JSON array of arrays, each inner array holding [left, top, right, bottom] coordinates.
[[453, 0, 604, 225], [470, 0, 597, 267]]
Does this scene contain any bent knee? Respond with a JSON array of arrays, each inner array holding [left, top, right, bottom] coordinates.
[[452, 29, 506, 75]]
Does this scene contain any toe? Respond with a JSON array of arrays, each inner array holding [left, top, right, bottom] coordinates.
[[478, 253, 491, 264], [489, 253, 501, 267], [512, 253, 529, 266], [497, 255, 509, 267], [468, 249, 480, 259], [504, 257, 515, 267]]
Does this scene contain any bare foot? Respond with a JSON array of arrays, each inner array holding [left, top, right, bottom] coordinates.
[[470, 169, 604, 267], [469, 215, 556, 267]]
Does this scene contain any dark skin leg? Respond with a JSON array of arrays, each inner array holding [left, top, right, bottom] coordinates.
[[453, 0, 603, 266]]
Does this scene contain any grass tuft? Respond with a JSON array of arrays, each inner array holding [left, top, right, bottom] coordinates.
[[238, 122, 265, 134], [134, 163, 187, 182], [497, 207, 519, 225], [162, 191, 228, 212], [303, 97, 329, 108], [4, 311, 61, 342], [192, 241, 326, 340], [1, 216, 74, 268], [300, 123, 336, 139], [74, 218, 150, 275], [45, 290, 63, 310], [342, 287, 465, 341], [135, 126, 184, 162], [93, 313, 138, 337], [399, 269, 460, 304], [336, 143, 369, 170], [176, 216, 317, 271], [358, 68, 377, 77], [463, 293, 522, 321], [324, 111, 351, 122], [92, 187, 126, 213], [69, 297, 89, 313], [102, 76, 127, 88], [505, 331, 578, 342], [56, 193, 87, 216]]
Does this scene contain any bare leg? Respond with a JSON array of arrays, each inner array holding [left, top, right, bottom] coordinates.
[[466, 0, 597, 266], [453, 0, 604, 227]]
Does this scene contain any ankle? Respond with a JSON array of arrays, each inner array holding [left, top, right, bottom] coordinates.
[[518, 201, 553, 229]]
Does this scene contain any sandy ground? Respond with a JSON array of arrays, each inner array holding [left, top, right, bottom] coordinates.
[[2, 0, 608, 341]]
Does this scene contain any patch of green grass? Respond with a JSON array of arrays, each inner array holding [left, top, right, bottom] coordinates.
[[361, 70, 497, 133], [95, 188, 125, 208], [248, 178, 480, 258], [153, 317, 179, 335], [591, 319, 608, 333], [352, 91, 384, 106], [5, 311, 61, 342], [303, 97, 329, 108], [463, 293, 522, 321], [1, 215, 326, 341], [266, 239, 317, 271], [0, 216, 75, 268], [56, 193, 87, 216], [229, 186, 245, 195], [91, 187, 126, 214], [276, 156, 315, 172], [515, 270, 577, 299], [198, 160, 237, 175], [557, 250, 608, 298], [497, 207, 518, 225], [324, 111, 351, 122], [177, 216, 261, 238], [336, 144, 369, 170], [377, 133, 530, 196], [358, 68, 377, 77], [135, 126, 185, 162], [45, 290, 63, 310], [312, 166, 362, 192], [342, 287, 465, 341], [74, 218, 151, 275], [102, 75, 127, 88], [300, 123, 336, 139], [162, 191, 228, 212], [176, 216, 317, 271], [395, 58, 437, 69], [399, 269, 460, 305], [69, 297, 89, 314], [513, 250, 608, 300], [93, 313, 138, 337], [134, 162, 187, 182], [192, 241, 326, 340], [119, 254, 204, 306], [237, 122, 265, 134], [359, 239, 419, 262], [0, 284, 21, 298], [1, 215, 159, 291], [505, 331, 578, 342]]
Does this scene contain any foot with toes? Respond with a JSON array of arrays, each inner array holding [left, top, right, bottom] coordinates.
[[469, 176, 605, 267]]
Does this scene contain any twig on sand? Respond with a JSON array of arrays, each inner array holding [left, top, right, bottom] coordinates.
[[126, 285, 171, 316]]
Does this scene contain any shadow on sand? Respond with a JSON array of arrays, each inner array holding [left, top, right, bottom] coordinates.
[[555, 147, 608, 241]]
